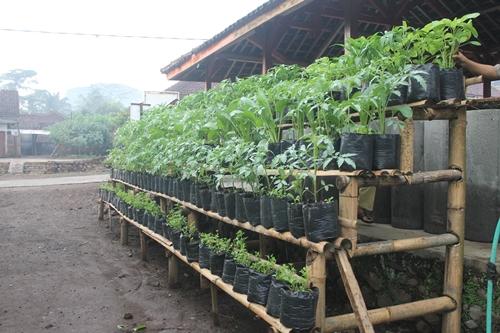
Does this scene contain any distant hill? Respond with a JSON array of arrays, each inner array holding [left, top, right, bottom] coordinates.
[[65, 83, 142, 108]]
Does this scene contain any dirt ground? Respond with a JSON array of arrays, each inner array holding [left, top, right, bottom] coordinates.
[[0, 182, 267, 333]]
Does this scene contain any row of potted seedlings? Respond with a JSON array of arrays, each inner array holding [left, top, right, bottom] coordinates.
[[112, 168, 338, 244], [100, 185, 318, 331]]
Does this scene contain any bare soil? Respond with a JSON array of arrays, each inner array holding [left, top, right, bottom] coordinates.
[[0, 183, 267, 333]]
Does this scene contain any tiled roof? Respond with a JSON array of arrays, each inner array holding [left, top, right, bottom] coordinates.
[[166, 81, 206, 99], [19, 112, 65, 130]]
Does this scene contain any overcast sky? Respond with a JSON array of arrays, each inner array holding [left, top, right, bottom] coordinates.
[[0, 0, 268, 95]]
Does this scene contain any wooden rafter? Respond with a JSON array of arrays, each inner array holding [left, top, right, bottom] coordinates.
[[314, 22, 344, 59]]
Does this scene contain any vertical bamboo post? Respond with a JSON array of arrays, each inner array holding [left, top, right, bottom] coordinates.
[[168, 254, 179, 288], [339, 179, 359, 248], [98, 200, 104, 220], [259, 235, 273, 258], [200, 275, 210, 289], [442, 107, 466, 332], [120, 218, 128, 246], [307, 250, 326, 332], [210, 284, 220, 326], [108, 207, 113, 231], [139, 231, 148, 261], [400, 119, 414, 173], [160, 197, 167, 214]]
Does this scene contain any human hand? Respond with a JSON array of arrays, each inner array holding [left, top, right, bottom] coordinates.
[[453, 51, 468, 65]]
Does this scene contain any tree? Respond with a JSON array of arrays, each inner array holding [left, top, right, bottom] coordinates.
[[0, 69, 37, 91], [76, 89, 125, 115], [23, 90, 72, 114]]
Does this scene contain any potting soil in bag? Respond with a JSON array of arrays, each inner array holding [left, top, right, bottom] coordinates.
[[210, 189, 218, 212], [170, 230, 181, 250], [224, 191, 236, 219], [232, 265, 250, 294], [198, 244, 211, 269], [222, 257, 237, 284], [373, 134, 400, 170], [186, 240, 199, 263], [243, 196, 261, 226], [339, 133, 374, 171], [387, 84, 408, 106], [440, 68, 465, 100], [266, 277, 288, 317], [407, 63, 440, 102], [235, 192, 247, 221], [288, 202, 305, 238], [266, 142, 281, 164], [215, 191, 226, 216], [260, 196, 273, 228], [179, 234, 187, 256], [303, 202, 338, 242], [199, 188, 211, 210], [247, 270, 272, 305], [270, 198, 289, 231], [189, 182, 197, 205], [209, 252, 225, 276], [279, 288, 319, 331]]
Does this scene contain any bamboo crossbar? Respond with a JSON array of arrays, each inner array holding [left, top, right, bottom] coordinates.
[[357, 169, 463, 187], [351, 233, 459, 257], [105, 200, 292, 333], [112, 179, 330, 253], [324, 296, 456, 332]]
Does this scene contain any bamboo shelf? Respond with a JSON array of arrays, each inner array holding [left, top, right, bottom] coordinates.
[[102, 200, 292, 333], [102, 102, 473, 333]]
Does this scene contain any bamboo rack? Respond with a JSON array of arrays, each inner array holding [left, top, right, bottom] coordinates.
[[100, 101, 486, 332]]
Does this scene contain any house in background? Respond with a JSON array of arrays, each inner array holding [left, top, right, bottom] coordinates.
[[0, 90, 21, 157], [129, 82, 205, 120], [18, 112, 65, 155]]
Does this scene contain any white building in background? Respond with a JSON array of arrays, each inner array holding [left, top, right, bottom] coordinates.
[[129, 91, 179, 121]]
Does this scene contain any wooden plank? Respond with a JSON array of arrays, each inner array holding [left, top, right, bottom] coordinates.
[[164, 0, 315, 80], [335, 249, 374, 333], [168, 254, 179, 288]]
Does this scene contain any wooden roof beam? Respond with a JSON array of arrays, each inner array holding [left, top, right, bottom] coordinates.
[[219, 52, 263, 64], [165, 0, 315, 80]]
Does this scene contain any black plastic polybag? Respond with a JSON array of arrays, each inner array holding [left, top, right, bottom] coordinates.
[[186, 240, 199, 263], [247, 270, 272, 305], [232, 265, 250, 294], [407, 63, 440, 102], [373, 134, 400, 170], [170, 229, 181, 250], [387, 84, 408, 106], [222, 257, 237, 284], [279, 288, 319, 331], [440, 68, 465, 100], [215, 191, 226, 216], [260, 196, 273, 228], [243, 195, 261, 226], [209, 252, 225, 276], [179, 234, 187, 255], [303, 202, 338, 242], [199, 188, 211, 210], [339, 133, 374, 171], [270, 197, 288, 231], [288, 202, 305, 238], [198, 243, 211, 269], [266, 142, 281, 164], [266, 277, 288, 317], [224, 191, 236, 219], [235, 192, 247, 221]]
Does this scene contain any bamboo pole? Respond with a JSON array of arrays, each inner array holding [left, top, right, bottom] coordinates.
[[120, 218, 129, 246], [442, 107, 466, 333], [351, 233, 458, 257], [358, 169, 462, 187], [335, 249, 374, 333], [210, 284, 220, 326], [98, 200, 104, 220], [338, 178, 358, 248], [325, 296, 456, 332], [139, 231, 148, 261], [307, 250, 326, 332], [400, 119, 414, 173], [168, 254, 179, 287]]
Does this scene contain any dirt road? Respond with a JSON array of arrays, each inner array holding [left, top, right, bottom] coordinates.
[[0, 182, 266, 333]]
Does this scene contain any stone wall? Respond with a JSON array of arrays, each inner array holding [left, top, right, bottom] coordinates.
[[0, 162, 9, 174], [326, 252, 499, 332], [22, 158, 106, 174]]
